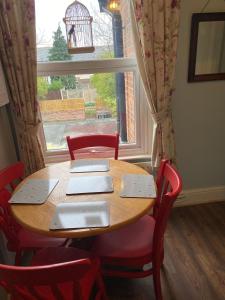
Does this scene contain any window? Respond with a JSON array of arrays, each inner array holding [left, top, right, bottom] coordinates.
[[36, 0, 152, 162]]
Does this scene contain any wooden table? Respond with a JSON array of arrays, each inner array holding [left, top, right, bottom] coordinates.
[[11, 160, 155, 238]]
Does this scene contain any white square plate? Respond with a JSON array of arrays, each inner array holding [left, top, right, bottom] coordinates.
[[66, 175, 113, 195], [70, 159, 110, 173], [120, 174, 156, 198], [9, 179, 59, 204], [49, 201, 110, 230]]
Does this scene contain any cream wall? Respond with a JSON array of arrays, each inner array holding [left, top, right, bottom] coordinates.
[[173, 0, 225, 189], [0, 106, 17, 168]]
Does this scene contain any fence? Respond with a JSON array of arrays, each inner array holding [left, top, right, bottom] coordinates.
[[39, 99, 85, 112]]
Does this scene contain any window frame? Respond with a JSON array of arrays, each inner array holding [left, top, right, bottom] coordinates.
[[37, 58, 152, 163]]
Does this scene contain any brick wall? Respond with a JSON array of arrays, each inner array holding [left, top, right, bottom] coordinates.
[[120, 0, 135, 143]]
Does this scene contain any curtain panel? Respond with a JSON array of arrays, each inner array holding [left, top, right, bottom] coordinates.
[[0, 0, 45, 174], [130, 0, 181, 167]]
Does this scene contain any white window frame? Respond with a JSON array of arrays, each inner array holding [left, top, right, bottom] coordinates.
[[37, 58, 152, 163]]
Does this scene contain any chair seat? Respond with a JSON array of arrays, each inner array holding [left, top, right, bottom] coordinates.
[[18, 228, 67, 249], [31, 246, 91, 266], [92, 215, 155, 263]]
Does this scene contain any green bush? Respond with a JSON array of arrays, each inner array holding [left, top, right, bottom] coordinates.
[[48, 80, 64, 91], [37, 77, 49, 99], [85, 102, 95, 107], [85, 108, 96, 118]]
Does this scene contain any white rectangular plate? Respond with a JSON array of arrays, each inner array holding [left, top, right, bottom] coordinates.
[[70, 159, 110, 173], [120, 174, 156, 198], [49, 201, 110, 230], [66, 175, 113, 195], [9, 179, 59, 204]]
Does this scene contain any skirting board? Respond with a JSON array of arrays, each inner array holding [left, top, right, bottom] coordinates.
[[134, 162, 225, 207], [175, 185, 225, 207]]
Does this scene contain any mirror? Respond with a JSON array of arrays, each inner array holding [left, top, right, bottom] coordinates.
[[188, 12, 225, 82]]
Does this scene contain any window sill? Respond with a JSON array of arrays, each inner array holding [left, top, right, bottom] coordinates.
[[45, 154, 151, 167]]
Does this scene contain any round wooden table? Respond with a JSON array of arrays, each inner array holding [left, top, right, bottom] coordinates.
[[11, 160, 155, 238]]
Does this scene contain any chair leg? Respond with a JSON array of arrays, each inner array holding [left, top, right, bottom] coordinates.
[[15, 251, 22, 265], [153, 267, 162, 300], [64, 238, 73, 247], [96, 273, 108, 300]]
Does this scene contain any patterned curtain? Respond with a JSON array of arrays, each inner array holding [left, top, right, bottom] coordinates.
[[0, 0, 45, 174], [130, 0, 181, 167]]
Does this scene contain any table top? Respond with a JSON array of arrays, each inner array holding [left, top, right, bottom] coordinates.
[[11, 160, 155, 238]]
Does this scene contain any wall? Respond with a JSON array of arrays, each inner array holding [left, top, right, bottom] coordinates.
[[0, 106, 17, 168], [173, 0, 225, 189]]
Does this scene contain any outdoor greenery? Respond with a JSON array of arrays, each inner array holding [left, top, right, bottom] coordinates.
[[37, 77, 49, 100], [48, 25, 77, 90], [90, 50, 117, 116], [47, 79, 64, 92], [85, 102, 95, 107], [85, 108, 96, 119], [37, 33, 116, 118], [48, 25, 71, 61], [90, 72, 116, 116], [37, 25, 77, 99]]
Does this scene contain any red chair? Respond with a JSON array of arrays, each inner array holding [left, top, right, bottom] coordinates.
[[66, 133, 119, 160], [91, 160, 182, 300], [0, 162, 68, 265], [0, 247, 107, 300], [153, 158, 170, 219]]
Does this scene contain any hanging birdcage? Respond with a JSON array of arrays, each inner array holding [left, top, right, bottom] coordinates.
[[63, 1, 95, 54]]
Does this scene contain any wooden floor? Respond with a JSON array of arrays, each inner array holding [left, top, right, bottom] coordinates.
[[106, 202, 225, 300], [1, 202, 225, 299]]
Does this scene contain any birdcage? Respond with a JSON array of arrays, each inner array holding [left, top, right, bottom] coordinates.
[[63, 1, 95, 54]]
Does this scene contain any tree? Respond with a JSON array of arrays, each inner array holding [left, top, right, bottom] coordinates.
[[90, 51, 117, 116], [48, 25, 70, 61], [91, 72, 116, 101], [48, 79, 64, 91], [37, 77, 49, 100], [48, 25, 77, 90]]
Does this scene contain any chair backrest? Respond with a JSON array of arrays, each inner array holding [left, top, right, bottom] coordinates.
[[0, 257, 99, 300], [66, 133, 119, 160], [0, 162, 24, 250], [0, 189, 20, 250], [153, 159, 170, 218], [153, 160, 182, 262], [0, 162, 24, 192]]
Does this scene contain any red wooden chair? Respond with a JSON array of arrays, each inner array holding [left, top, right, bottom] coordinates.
[[91, 160, 182, 300], [0, 162, 68, 265], [0, 247, 107, 300], [66, 133, 119, 160]]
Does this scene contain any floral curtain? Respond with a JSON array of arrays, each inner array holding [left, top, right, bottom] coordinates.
[[130, 0, 181, 167], [0, 0, 45, 174]]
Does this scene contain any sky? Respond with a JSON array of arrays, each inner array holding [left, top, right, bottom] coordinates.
[[35, 0, 112, 47]]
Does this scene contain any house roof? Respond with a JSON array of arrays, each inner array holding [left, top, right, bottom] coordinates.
[[37, 45, 113, 62]]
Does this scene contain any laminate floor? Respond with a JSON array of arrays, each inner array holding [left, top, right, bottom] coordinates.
[[106, 202, 225, 300], [1, 202, 225, 299]]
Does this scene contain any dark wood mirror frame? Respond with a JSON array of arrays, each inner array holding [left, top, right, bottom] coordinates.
[[188, 12, 225, 82]]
